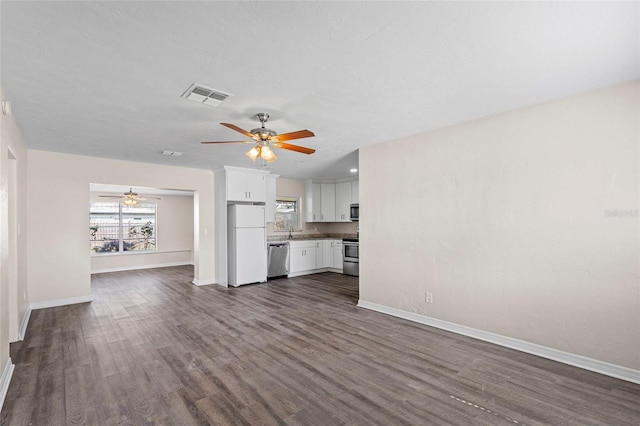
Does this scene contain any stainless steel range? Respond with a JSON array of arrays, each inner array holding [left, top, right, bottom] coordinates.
[[342, 238, 359, 277]]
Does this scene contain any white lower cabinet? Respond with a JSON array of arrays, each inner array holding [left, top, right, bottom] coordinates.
[[322, 240, 332, 268], [315, 240, 324, 269], [332, 240, 343, 271], [289, 239, 344, 276], [290, 241, 318, 274]]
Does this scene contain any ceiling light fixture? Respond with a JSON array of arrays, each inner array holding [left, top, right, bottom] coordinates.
[[350, 168, 358, 173], [201, 112, 315, 164], [246, 145, 277, 163]]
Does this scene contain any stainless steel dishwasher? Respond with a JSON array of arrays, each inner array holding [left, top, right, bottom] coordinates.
[[267, 241, 290, 279]]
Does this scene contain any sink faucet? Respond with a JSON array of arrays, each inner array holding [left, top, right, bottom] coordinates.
[[288, 226, 293, 240]]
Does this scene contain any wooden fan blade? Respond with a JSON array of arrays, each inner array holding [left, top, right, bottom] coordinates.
[[98, 195, 123, 198], [220, 123, 256, 139], [274, 129, 315, 142], [201, 140, 253, 144], [273, 142, 316, 155]]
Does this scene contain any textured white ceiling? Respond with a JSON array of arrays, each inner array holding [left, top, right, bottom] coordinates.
[[1, 1, 638, 180]]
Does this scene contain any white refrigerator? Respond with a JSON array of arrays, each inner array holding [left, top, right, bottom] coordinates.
[[227, 204, 267, 286]]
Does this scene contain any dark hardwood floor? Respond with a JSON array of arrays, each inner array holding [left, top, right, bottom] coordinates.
[[2, 266, 638, 425]]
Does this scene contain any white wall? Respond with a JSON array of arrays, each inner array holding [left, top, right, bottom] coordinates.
[[27, 150, 216, 304], [360, 81, 639, 370], [90, 193, 194, 273], [0, 90, 29, 397]]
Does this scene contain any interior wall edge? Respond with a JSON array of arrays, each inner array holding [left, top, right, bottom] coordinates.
[[357, 300, 640, 385]]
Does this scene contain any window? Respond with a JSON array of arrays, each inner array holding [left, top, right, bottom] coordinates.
[[90, 201, 156, 253], [274, 196, 301, 232]]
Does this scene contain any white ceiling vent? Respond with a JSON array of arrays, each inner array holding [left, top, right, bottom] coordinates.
[[181, 84, 233, 106]]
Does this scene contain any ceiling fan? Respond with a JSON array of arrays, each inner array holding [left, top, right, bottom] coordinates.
[[201, 112, 315, 163], [98, 188, 161, 206]]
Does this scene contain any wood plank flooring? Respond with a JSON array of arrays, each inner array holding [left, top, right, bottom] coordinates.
[[2, 266, 639, 425]]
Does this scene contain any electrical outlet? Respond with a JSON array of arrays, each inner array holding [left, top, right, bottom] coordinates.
[[425, 292, 433, 304]]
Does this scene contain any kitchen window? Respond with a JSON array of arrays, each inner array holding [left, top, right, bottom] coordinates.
[[274, 196, 301, 232], [90, 201, 157, 254]]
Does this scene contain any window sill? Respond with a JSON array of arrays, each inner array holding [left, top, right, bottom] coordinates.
[[91, 250, 157, 257]]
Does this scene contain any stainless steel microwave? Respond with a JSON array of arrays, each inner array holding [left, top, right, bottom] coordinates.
[[350, 203, 359, 221]]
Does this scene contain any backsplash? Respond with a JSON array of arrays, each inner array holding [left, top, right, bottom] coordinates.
[[267, 220, 358, 238]]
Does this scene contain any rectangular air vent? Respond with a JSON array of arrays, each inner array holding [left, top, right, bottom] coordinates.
[[181, 84, 233, 106]]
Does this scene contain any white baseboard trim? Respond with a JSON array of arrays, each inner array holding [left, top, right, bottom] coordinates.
[[357, 300, 640, 385], [191, 278, 219, 286], [30, 295, 94, 311], [91, 261, 193, 274], [18, 308, 31, 341], [0, 358, 15, 413]]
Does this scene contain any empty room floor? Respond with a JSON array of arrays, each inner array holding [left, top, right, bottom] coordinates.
[[2, 266, 638, 425]]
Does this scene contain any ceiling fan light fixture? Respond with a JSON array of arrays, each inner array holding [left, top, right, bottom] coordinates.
[[260, 146, 277, 163], [205, 113, 314, 163], [246, 146, 261, 161], [124, 198, 137, 206]]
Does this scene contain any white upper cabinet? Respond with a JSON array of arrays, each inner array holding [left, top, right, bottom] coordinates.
[[227, 169, 267, 202], [305, 180, 358, 223], [351, 181, 359, 204], [320, 183, 335, 222], [335, 182, 352, 222], [304, 182, 322, 222]]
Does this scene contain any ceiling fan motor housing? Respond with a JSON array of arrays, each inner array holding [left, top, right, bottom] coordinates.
[[251, 127, 277, 141]]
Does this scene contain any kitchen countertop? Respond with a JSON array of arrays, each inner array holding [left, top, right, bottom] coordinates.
[[267, 233, 356, 242]]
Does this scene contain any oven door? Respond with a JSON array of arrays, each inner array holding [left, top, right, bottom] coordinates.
[[343, 242, 359, 276], [343, 242, 359, 261]]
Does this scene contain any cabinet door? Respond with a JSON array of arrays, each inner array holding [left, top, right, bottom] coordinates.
[[335, 182, 351, 222], [332, 240, 343, 269], [315, 241, 323, 268], [289, 246, 305, 273], [305, 246, 318, 270], [322, 240, 332, 268], [226, 170, 266, 202], [304, 182, 322, 222], [320, 183, 335, 222], [290, 241, 317, 273], [351, 181, 359, 204], [246, 173, 266, 202], [226, 170, 248, 202]]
